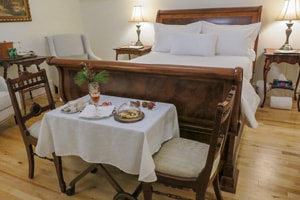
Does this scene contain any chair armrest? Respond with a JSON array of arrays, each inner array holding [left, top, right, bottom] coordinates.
[[0, 76, 8, 91], [0, 76, 22, 109], [87, 51, 102, 60], [45, 36, 58, 57], [81, 35, 102, 60]]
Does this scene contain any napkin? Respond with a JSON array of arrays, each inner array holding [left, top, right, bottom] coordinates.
[[79, 105, 115, 119]]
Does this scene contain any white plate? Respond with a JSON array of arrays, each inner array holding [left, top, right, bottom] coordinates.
[[61, 107, 80, 114], [61, 100, 87, 114]]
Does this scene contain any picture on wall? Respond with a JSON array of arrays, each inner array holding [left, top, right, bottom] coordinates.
[[0, 0, 31, 22]]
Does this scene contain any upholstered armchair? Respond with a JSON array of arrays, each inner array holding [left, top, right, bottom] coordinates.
[[45, 34, 101, 92], [0, 76, 15, 123]]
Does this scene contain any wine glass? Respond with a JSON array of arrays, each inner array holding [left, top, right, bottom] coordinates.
[[88, 82, 100, 110]]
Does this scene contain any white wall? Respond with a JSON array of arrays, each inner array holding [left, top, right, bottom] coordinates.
[[1, 0, 299, 96], [0, 0, 83, 80], [79, 0, 300, 87]]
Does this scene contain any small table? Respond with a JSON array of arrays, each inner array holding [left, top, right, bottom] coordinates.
[[0, 55, 47, 79], [113, 45, 151, 60], [261, 48, 300, 110], [36, 95, 179, 197]]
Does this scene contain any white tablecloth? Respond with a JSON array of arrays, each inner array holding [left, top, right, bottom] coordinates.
[[36, 95, 179, 182]]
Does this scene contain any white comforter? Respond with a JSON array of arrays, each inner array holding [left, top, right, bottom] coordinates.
[[130, 52, 260, 128]]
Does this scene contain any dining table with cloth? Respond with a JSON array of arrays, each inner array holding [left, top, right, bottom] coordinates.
[[35, 94, 180, 185]]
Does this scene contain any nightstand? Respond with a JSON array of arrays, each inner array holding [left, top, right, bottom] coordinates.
[[261, 48, 300, 111], [113, 45, 151, 61]]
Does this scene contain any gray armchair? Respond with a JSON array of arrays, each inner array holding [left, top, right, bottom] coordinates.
[[45, 34, 101, 92]]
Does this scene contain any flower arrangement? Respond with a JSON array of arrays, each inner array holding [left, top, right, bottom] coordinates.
[[74, 62, 109, 86]]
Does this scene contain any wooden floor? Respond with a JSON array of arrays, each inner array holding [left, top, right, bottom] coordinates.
[[0, 94, 300, 200]]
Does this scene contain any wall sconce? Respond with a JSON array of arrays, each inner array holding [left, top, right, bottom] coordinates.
[[130, 5, 145, 46], [276, 0, 300, 51]]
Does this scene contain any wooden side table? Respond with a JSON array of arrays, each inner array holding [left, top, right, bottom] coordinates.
[[113, 45, 151, 60], [0, 55, 48, 113], [0, 55, 47, 79], [261, 48, 300, 111]]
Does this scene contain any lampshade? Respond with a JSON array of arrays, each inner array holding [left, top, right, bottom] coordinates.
[[277, 0, 300, 21], [276, 0, 300, 51], [130, 5, 145, 23]]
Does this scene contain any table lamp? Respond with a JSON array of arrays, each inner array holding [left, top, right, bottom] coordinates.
[[130, 5, 145, 46], [277, 0, 300, 51]]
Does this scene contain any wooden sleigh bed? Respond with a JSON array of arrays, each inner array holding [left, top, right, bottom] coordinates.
[[47, 6, 262, 193]]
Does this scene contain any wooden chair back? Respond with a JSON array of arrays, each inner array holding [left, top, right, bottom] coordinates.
[[142, 86, 236, 200], [8, 70, 55, 124], [199, 85, 236, 187]]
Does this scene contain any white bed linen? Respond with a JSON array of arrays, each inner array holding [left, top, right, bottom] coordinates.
[[131, 52, 260, 128]]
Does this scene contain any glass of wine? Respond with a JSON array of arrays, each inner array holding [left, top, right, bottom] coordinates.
[[88, 82, 100, 110]]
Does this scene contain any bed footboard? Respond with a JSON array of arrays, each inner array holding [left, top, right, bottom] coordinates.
[[47, 57, 243, 192]]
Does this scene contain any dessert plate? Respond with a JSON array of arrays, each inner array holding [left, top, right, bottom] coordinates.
[[114, 110, 144, 123]]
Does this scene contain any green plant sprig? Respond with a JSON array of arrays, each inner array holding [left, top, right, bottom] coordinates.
[[74, 62, 109, 86]]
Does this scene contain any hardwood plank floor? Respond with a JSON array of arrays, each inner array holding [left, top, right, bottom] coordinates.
[[0, 94, 299, 200]]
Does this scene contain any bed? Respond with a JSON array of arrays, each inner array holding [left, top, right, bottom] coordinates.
[[132, 6, 263, 128], [46, 6, 263, 193]]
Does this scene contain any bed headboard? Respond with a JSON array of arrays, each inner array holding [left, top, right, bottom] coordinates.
[[156, 6, 263, 72], [156, 6, 262, 25]]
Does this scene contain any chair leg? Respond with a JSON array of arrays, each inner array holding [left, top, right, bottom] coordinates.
[[142, 182, 153, 200], [54, 85, 58, 94], [297, 94, 300, 111], [25, 144, 35, 179], [52, 153, 66, 193], [195, 188, 206, 200], [13, 115, 17, 125], [212, 174, 223, 200]]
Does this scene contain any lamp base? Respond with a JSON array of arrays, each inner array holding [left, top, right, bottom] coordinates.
[[279, 21, 294, 51], [135, 40, 143, 46], [279, 44, 293, 51], [135, 24, 143, 47]]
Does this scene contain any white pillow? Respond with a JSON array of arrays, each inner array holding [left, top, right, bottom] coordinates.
[[202, 21, 261, 58], [152, 21, 203, 52], [170, 33, 217, 56]]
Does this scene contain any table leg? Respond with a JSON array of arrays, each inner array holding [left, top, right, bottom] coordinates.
[[2, 62, 9, 79], [97, 164, 144, 200], [261, 58, 271, 107], [298, 94, 300, 111], [294, 63, 300, 100], [66, 163, 98, 196], [53, 154, 66, 193], [113, 183, 142, 200], [17, 64, 23, 76], [97, 164, 124, 193], [66, 162, 144, 199]]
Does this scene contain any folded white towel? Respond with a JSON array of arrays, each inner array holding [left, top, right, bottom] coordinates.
[[79, 105, 115, 119]]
